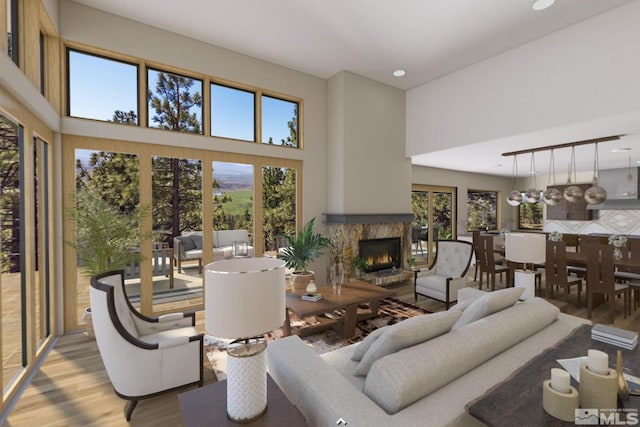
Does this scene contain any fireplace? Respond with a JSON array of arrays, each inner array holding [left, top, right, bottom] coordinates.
[[359, 237, 401, 273]]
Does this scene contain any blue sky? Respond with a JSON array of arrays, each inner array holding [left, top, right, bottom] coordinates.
[[68, 50, 296, 145]]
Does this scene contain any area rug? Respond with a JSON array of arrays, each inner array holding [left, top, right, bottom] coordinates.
[[204, 297, 430, 381]]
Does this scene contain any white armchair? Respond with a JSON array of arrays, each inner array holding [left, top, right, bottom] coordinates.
[[90, 270, 204, 421], [414, 240, 473, 309]]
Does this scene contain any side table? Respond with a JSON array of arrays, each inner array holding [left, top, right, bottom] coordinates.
[[179, 375, 308, 426]]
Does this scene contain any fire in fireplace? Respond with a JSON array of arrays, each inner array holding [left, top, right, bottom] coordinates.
[[358, 237, 401, 273]]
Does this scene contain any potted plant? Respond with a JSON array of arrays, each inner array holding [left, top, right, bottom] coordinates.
[[66, 187, 150, 336], [407, 256, 416, 269], [352, 256, 368, 279], [278, 217, 329, 295]]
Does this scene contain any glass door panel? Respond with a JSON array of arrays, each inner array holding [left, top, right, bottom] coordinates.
[[74, 149, 140, 322], [152, 156, 203, 312], [1, 114, 25, 391], [412, 186, 457, 266], [262, 166, 296, 255], [34, 137, 51, 345], [410, 191, 429, 262], [212, 160, 254, 242]]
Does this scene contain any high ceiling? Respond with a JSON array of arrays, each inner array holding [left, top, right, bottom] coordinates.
[[71, 0, 637, 177]]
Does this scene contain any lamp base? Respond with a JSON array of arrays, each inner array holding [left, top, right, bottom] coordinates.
[[226, 338, 268, 423]]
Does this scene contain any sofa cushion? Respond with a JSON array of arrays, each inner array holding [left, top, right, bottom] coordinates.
[[447, 296, 478, 312], [452, 287, 523, 330], [354, 311, 462, 376], [351, 326, 388, 361], [363, 297, 560, 415], [216, 229, 249, 248], [177, 235, 196, 252], [190, 234, 203, 250]]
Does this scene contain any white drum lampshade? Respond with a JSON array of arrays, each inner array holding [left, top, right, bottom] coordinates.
[[505, 233, 546, 300], [205, 257, 286, 423]]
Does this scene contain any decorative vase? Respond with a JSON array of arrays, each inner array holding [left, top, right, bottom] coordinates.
[[305, 280, 317, 293], [613, 246, 623, 261], [330, 262, 344, 294], [290, 271, 314, 295]]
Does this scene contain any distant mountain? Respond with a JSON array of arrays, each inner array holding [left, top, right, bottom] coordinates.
[[213, 162, 253, 190]]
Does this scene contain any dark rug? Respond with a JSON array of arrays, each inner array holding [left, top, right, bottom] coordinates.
[[204, 297, 430, 380]]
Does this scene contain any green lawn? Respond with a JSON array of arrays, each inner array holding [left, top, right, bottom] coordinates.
[[217, 189, 253, 215]]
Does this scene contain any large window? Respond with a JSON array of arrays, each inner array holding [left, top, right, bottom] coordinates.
[[0, 113, 25, 391], [262, 95, 298, 147], [518, 202, 543, 230], [210, 83, 254, 141], [67, 49, 139, 124], [147, 68, 203, 134], [467, 190, 498, 231], [34, 137, 51, 344], [262, 165, 296, 251]]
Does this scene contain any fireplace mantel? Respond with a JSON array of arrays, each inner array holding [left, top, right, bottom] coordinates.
[[324, 213, 413, 224]]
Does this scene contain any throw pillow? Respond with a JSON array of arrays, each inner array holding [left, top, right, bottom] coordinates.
[[451, 287, 524, 330], [354, 310, 462, 376], [178, 235, 196, 252], [351, 326, 388, 361], [190, 234, 203, 250], [447, 296, 478, 312]]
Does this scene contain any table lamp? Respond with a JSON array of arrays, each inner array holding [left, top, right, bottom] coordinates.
[[505, 233, 546, 299], [205, 257, 286, 423]]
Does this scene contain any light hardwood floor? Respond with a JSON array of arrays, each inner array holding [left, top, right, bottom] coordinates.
[[5, 275, 640, 426]]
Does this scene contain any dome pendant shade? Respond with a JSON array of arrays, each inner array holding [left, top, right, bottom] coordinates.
[[564, 185, 583, 202], [525, 189, 541, 203], [543, 188, 562, 205], [507, 191, 523, 206], [584, 184, 607, 205], [584, 143, 607, 205]]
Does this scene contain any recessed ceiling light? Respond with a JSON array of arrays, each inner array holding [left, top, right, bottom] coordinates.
[[532, 0, 555, 11], [392, 69, 406, 77], [611, 148, 632, 152]]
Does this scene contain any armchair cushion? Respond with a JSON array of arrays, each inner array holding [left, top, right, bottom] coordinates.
[[140, 326, 199, 345]]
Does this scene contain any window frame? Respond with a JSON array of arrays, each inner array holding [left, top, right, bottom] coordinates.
[[466, 189, 500, 232], [66, 47, 140, 124]]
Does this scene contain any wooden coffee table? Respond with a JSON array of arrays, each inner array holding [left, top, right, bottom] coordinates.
[[283, 280, 395, 338]]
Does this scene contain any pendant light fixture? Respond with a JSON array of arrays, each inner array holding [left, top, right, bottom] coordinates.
[[563, 146, 583, 202], [524, 152, 541, 203], [584, 143, 607, 205], [542, 149, 562, 206], [506, 155, 523, 206]]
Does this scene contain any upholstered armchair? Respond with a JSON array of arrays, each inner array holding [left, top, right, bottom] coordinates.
[[90, 270, 204, 421], [414, 240, 473, 309]]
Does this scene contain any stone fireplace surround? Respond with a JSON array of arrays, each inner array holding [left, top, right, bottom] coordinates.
[[324, 214, 413, 279]]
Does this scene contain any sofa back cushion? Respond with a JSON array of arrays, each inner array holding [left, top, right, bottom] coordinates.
[[354, 311, 461, 376], [363, 297, 559, 414], [451, 286, 523, 330], [215, 229, 249, 248], [177, 235, 196, 252], [190, 234, 203, 250]]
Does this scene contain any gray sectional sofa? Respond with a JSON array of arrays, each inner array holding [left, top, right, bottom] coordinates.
[[173, 229, 254, 272], [267, 288, 590, 427]]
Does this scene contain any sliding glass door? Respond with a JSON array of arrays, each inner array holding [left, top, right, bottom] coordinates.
[[411, 185, 457, 266]]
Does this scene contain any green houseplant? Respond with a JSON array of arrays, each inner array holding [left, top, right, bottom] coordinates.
[[278, 217, 329, 294], [66, 187, 150, 336]]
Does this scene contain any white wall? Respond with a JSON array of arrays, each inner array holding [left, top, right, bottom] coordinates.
[[327, 71, 410, 214], [406, 0, 640, 155]]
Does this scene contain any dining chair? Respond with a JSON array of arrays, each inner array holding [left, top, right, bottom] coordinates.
[[545, 240, 582, 305], [614, 238, 640, 310], [585, 244, 630, 324], [476, 235, 509, 291]]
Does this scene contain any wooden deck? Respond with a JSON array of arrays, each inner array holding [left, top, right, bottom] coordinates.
[[5, 274, 640, 426]]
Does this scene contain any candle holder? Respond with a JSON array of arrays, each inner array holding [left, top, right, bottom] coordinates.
[[542, 380, 579, 422], [579, 363, 617, 410]]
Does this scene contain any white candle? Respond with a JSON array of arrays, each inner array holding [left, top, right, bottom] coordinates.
[[587, 349, 609, 375], [550, 368, 571, 393]]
